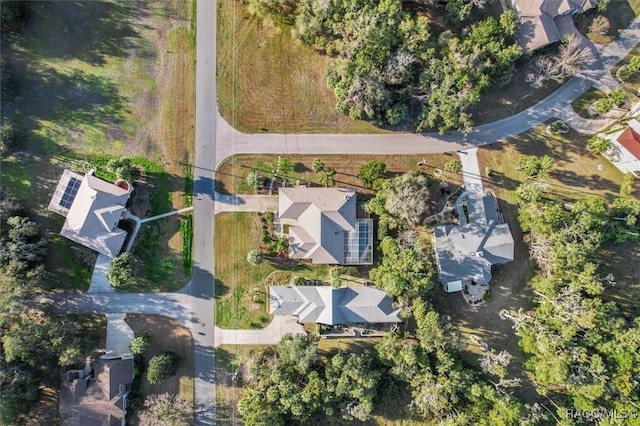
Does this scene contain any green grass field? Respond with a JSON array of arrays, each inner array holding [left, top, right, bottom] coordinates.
[[1, 1, 194, 292], [216, 0, 384, 134]]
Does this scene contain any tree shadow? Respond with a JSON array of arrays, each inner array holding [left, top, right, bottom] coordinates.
[[214, 278, 230, 299], [18, 1, 145, 66], [293, 162, 310, 173], [550, 169, 619, 198]]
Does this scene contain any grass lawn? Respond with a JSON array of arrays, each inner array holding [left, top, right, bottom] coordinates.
[[574, 0, 640, 44], [215, 212, 333, 329], [1, 1, 195, 292], [216, 154, 464, 196], [571, 87, 608, 118], [216, 0, 384, 134], [478, 123, 624, 204], [125, 315, 194, 406]]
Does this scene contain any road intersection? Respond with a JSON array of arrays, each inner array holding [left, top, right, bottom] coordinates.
[[37, 4, 640, 425]]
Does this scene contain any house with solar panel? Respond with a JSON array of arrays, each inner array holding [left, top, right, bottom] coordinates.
[[276, 187, 373, 265], [269, 285, 401, 326], [601, 118, 640, 177], [48, 169, 133, 258]]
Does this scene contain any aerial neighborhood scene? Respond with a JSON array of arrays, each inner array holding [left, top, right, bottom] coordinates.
[[2, 0, 640, 424]]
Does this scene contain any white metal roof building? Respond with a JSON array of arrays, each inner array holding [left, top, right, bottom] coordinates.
[[49, 169, 132, 258], [269, 285, 401, 325], [278, 187, 373, 265]]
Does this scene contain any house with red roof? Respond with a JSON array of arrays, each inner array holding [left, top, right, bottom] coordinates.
[[604, 119, 640, 176]]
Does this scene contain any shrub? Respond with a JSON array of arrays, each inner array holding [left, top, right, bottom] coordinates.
[[130, 333, 151, 355], [329, 267, 343, 288], [264, 211, 275, 222], [444, 159, 462, 173], [247, 249, 263, 265], [621, 173, 636, 196], [294, 276, 307, 286], [107, 253, 135, 290], [587, 135, 611, 155], [312, 158, 325, 173], [146, 351, 180, 384], [358, 160, 387, 189], [385, 102, 408, 125], [107, 158, 137, 181], [246, 170, 259, 188]]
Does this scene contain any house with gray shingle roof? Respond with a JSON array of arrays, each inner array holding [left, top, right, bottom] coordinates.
[[49, 169, 132, 258], [511, 0, 599, 51], [433, 195, 514, 298], [277, 187, 373, 265], [59, 354, 134, 426], [269, 285, 401, 325]]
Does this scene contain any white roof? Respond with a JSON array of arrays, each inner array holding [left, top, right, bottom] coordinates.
[[269, 285, 402, 325], [279, 187, 356, 264], [55, 170, 132, 257]]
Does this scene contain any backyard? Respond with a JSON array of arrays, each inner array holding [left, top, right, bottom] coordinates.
[[0, 0, 195, 292]]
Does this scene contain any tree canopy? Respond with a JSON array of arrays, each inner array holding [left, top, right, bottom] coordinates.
[[512, 195, 640, 417], [247, 0, 521, 133]]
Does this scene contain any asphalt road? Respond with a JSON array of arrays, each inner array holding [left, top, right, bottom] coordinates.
[[214, 17, 640, 168], [191, 0, 217, 424]]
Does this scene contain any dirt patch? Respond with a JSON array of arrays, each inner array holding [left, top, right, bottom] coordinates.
[[21, 385, 62, 426]]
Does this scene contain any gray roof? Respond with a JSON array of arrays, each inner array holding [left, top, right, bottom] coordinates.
[[513, 0, 598, 51], [434, 195, 514, 286], [279, 187, 356, 264], [269, 285, 401, 325], [53, 170, 132, 258], [59, 356, 133, 426], [94, 357, 133, 401]]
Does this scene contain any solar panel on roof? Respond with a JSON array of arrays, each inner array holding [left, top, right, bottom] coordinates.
[[58, 177, 81, 209]]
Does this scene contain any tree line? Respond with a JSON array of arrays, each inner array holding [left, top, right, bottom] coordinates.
[[0, 193, 101, 424]]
